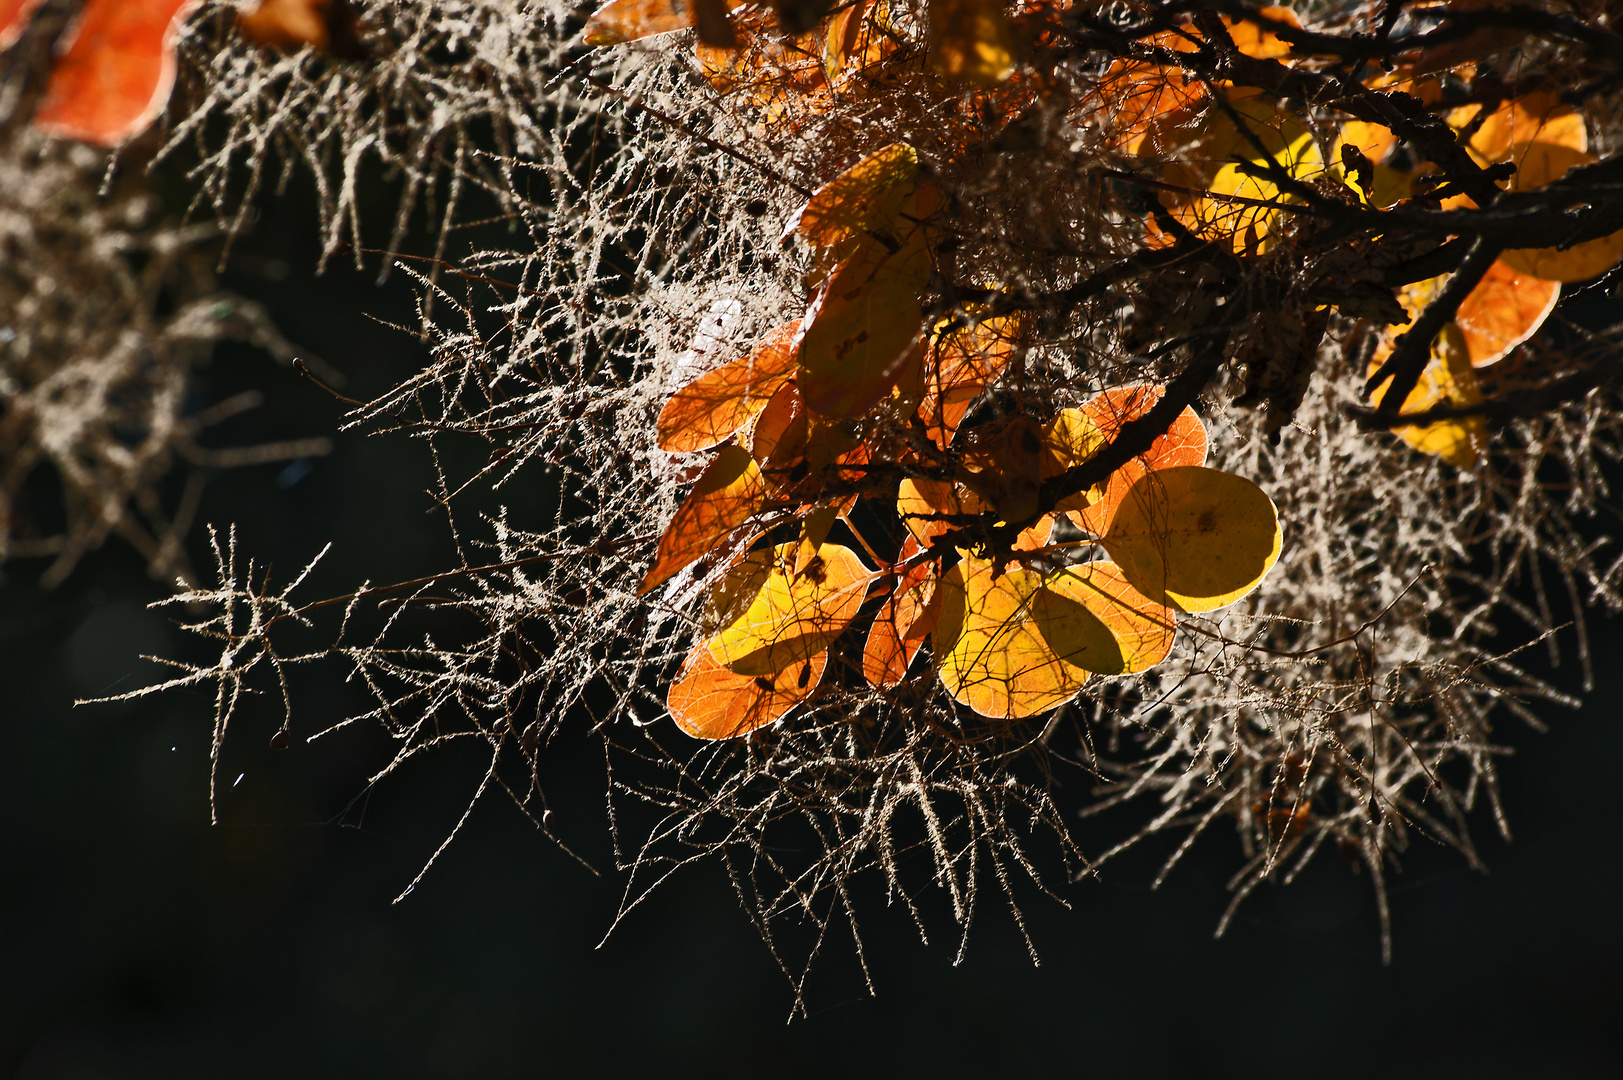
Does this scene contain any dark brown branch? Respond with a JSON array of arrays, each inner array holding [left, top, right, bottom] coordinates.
[[1364, 236, 1500, 415]]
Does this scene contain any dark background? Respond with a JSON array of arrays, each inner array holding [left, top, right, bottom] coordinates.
[[2, 175, 1620, 1079]]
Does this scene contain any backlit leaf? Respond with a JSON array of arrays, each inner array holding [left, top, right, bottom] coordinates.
[[934, 555, 1093, 719], [707, 542, 873, 675], [1499, 142, 1623, 282], [1454, 90, 1588, 163], [918, 314, 1019, 449], [862, 543, 939, 686], [1073, 386, 1207, 535], [796, 230, 931, 417], [791, 142, 919, 249], [31, 0, 197, 146], [237, 0, 367, 58], [1102, 465, 1282, 612], [657, 320, 800, 453], [1455, 259, 1558, 368], [1368, 324, 1485, 468], [668, 642, 824, 740], [929, 0, 1014, 84], [1223, 6, 1300, 60], [582, 0, 689, 44], [1176, 99, 1322, 255], [638, 445, 768, 593], [1037, 408, 1105, 515], [1032, 561, 1174, 675]]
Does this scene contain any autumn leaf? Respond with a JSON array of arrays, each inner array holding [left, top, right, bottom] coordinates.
[[1032, 561, 1174, 675], [918, 314, 1019, 450], [1454, 259, 1558, 368], [1072, 386, 1207, 535], [1101, 465, 1282, 612], [237, 0, 367, 58], [1368, 324, 1486, 468], [1453, 90, 1588, 165], [1175, 97, 1322, 255], [795, 229, 932, 418], [929, 0, 1014, 85], [934, 555, 1095, 719], [639, 445, 768, 593], [30, 0, 198, 147], [862, 539, 940, 686], [1498, 141, 1623, 282], [1091, 28, 1206, 156], [657, 320, 800, 453], [582, 0, 692, 45], [706, 542, 873, 675], [790, 142, 920, 250], [668, 641, 824, 740], [1222, 6, 1302, 60]]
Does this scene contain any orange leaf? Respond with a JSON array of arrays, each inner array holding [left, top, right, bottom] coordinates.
[[657, 321, 800, 453], [639, 445, 768, 593], [917, 314, 1019, 448], [31, 0, 198, 147], [1073, 385, 1207, 535], [582, 0, 690, 44], [1101, 466, 1282, 612], [790, 142, 919, 250], [668, 642, 824, 740], [1497, 142, 1623, 282], [1, 0, 43, 49], [1455, 258, 1558, 368], [862, 540, 940, 686], [1223, 6, 1300, 60], [237, 0, 366, 58], [796, 230, 931, 417]]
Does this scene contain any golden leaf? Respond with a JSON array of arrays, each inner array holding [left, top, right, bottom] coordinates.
[[707, 542, 873, 675], [1102, 465, 1283, 612]]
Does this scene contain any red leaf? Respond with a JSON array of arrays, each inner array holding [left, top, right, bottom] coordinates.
[[32, 0, 198, 147]]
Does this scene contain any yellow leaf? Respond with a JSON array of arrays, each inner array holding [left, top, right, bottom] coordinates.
[[1033, 560, 1175, 675], [934, 555, 1092, 719], [707, 542, 873, 675], [1177, 99, 1323, 255], [897, 476, 980, 546], [791, 142, 919, 250], [928, 0, 1014, 84], [795, 230, 931, 417], [639, 445, 767, 593], [668, 641, 823, 740], [1368, 324, 1485, 468], [657, 320, 800, 453], [1102, 465, 1282, 612], [1037, 407, 1105, 514]]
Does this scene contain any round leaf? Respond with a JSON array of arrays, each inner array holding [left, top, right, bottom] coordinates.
[[1102, 465, 1282, 612]]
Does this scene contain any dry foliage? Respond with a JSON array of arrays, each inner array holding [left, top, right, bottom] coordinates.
[[8, 0, 1623, 1004]]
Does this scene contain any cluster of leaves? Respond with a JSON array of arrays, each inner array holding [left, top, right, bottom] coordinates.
[[9, 0, 1623, 996]]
